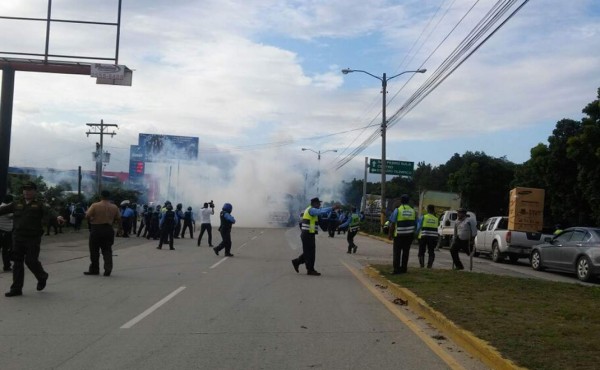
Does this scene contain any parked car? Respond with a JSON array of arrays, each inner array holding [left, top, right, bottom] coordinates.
[[530, 227, 600, 282], [475, 216, 553, 263]]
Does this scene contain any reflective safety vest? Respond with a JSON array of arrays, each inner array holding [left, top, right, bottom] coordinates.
[[418, 213, 439, 239], [349, 213, 361, 232], [395, 205, 416, 237], [301, 206, 319, 234]]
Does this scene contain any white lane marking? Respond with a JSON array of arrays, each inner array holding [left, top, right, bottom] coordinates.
[[120, 286, 186, 329], [210, 257, 229, 269], [238, 242, 248, 250], [251, 236, 258, 240]]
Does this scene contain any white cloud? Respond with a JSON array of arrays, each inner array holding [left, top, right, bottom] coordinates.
[[2, 0, 599, 211]]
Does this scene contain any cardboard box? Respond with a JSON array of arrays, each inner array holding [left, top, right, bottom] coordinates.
[[508, 187, 545, 232]]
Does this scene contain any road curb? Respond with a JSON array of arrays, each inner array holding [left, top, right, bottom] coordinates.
[[363, 265, 526, 370]]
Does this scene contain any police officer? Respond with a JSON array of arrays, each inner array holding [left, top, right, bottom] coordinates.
[[157, 204, 178, 250], [339, 206, 361, 254], [173, 203, 184, 238], [147, 205, 161, 240], [84, 190, 122, 276], [292, 197, 337, 276], [120, 203, 134, 237], [416, 204, 439, 268], [0, 181, 62, 297], [180, 206, 195, 238], [388, 194, 416, 274], [213, 203, 235, 257]]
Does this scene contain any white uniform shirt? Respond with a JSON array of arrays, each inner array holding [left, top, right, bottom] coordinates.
[[454, 216, 477, 241], [200, 207, 214, 224]]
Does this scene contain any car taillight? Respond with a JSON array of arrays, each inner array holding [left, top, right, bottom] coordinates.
[[506, 230, 512, 243]]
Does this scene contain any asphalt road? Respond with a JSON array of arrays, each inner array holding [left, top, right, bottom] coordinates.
[[0, 227, 500, 370]]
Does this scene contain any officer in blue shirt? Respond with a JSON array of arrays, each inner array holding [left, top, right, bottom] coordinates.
[[157, 204, 178, 250], [213, 203, 236, 257], [339, 207, 361, 254]]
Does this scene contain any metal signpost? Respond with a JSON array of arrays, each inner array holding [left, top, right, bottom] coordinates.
[[0, 0, 132, 197]]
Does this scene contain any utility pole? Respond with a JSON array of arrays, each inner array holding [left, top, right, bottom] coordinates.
[[86, 119, 117, 194]]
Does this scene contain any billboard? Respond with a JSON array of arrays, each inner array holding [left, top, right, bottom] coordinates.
[[128, 145, 145, 180], [138, 134, 199, 162]]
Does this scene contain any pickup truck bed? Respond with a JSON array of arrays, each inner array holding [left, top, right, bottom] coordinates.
[[474, 216, 553, 263]]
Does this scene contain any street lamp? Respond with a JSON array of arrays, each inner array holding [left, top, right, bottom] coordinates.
[[342, 67, 426, 229], [302, 147, 338, 195]]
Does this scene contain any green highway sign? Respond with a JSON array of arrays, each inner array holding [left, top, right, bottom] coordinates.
[[369, 159, 414, 176]]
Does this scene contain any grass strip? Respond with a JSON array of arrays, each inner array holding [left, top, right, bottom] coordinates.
[[371, 265, 600, 370]]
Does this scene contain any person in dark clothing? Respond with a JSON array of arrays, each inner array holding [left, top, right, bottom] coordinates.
[[0, 182, 63, 297], [84, 190, 122, 277], [46, 207, 62, 235], [181, 206, 195, 238], [147, 205, 161, 240], [173, 203, 184, 239], [327, 209, 339, 237], [72, 203, 86, 231], [157, 204, 178, 250], [388, 194, 416, 274], [213, 203, 235, 257]]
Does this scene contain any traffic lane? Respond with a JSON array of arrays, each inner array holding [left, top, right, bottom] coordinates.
[[0, 230, 260, 369], [91, 228, 455, 370], [347, 233, 598, 285], [297, 231, 488, 370], [26, 228, 459, 370]]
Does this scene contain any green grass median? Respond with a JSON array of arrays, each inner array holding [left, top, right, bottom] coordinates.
[[371, 265, 600, 370]]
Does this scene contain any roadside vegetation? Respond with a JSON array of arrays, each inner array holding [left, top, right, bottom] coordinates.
[[340, 87, 600, 228], [372, 264, 600, 370]]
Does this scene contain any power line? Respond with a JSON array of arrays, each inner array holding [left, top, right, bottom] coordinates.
[[334, 0, 530, 170]]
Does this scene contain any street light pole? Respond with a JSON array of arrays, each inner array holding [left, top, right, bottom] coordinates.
[[342, 68, 426, 229], [301, 148, 338, 196]]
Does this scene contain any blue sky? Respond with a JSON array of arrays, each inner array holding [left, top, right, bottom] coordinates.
[[1, 0, 600, 215]]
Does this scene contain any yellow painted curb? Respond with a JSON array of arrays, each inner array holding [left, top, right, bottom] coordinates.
[[358, 231, 393, 244], [364, 266, 527, 370]]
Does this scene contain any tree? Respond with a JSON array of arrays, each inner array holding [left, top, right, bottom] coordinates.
[[565, 88, 600, 225], [446, 152, 515, 219]]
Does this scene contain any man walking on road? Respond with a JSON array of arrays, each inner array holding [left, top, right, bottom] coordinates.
[[197, 202, 214, 246], [449, 208, 477, 270], [213, 203, 235, 257], [388, 194, 416, 274], [292, 197, 337, 276], [0, 181, 62, 297], [84, 190, 122, 276], [339, 206, 361, 254]]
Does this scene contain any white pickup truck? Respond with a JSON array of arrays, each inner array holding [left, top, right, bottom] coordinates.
[[474, 216, 553, 263]]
